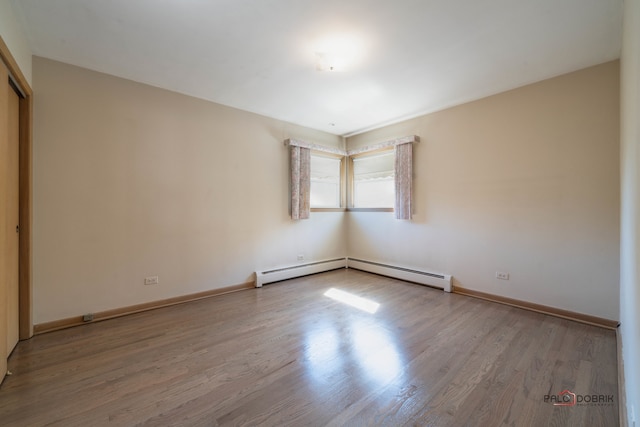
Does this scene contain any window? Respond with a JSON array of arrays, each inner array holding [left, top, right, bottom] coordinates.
[[310, 153, 343, 208], [287, 135, 415, 217], [351, 150, 395, 208]]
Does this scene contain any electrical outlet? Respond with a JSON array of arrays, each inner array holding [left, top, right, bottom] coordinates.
[[297, 254, 304, 261], [144, 276, 159, 285], [496, 271, 510, 280]]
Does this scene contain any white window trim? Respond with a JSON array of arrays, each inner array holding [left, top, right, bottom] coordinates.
[[350, 149, 395, 209], [310, 151, 345, 210]]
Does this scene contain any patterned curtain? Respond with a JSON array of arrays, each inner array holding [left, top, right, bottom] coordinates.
[[291, 146, 311, 220], [394, 142, 412, 220]]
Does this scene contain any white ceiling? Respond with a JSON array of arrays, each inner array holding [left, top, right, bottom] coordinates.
[[11, 0, 622, 136]]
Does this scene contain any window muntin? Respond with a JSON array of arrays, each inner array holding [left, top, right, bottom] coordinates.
[[310, 153, 342, 208], [352, 150, 395, 208]]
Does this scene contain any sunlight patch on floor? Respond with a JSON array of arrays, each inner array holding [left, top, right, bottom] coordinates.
[[324, 288, 380, 313]]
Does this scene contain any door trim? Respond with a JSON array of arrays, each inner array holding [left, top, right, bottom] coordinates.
[[0, 36, 33, 340]]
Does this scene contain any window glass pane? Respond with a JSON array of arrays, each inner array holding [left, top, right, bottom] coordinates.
[[310, 154, 341, 207], [353, 151, 394, 208]]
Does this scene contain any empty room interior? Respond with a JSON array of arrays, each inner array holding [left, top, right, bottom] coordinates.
[[0, 0, 639, 426]]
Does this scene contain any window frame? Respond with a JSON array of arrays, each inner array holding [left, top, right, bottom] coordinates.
[[309, 150, 347, 212], [347, 147, 395, 212]]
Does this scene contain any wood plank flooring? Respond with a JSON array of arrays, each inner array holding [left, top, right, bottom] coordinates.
[[0, 269, 618, 426]]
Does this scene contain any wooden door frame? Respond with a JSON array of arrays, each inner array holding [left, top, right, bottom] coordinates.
[[0, 36, 33, 340]]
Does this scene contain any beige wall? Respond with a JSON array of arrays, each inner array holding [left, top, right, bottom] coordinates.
[[33, 57, 345, 324], [347, 61, 620, 320], [0, 0, 32, 85], [620, 0, 640, 421], [33, 56, 621, 326]]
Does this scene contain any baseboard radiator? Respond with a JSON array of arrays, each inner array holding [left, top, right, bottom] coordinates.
[[347, 258, 452, 292], [255, 258, 347, 287], [254, 257, 452, 293]]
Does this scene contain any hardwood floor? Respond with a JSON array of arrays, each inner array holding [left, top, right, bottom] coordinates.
[[0, 269, 618, 426]]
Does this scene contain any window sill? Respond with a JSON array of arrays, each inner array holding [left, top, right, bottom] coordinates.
[[310, 207, 346, 212], [346, 208, 394, 212], [309, 207, 394, 213]]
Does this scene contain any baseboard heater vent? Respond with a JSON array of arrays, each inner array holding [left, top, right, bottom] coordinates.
[[255, 258, 347, 287], [347, 258, 452, 292]]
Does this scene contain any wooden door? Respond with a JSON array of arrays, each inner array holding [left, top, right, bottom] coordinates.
[[1, 63, 20, 383], [6, 77, 20, 356], [0, 63, 8, 381]]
